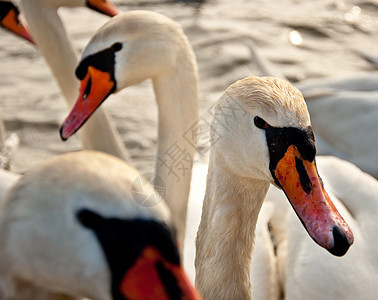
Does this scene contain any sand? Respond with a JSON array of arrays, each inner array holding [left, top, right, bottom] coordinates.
[[1, 0, 377, 175]]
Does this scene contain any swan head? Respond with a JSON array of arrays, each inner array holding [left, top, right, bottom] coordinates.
[[60, 11, 195, 139], [77, 209, 202, 300], [213, 76, 353, 256], [0, 1, 34, 43]]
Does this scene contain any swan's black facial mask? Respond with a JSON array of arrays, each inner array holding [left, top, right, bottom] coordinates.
[[0, 1, 34, 43], [76, 209, 200, 300], [75, 42, 122, 82], [0, 1, 15, 24], [253, 116, 316, 187], [59, 43, 122, 141], [254, 116, 353, 256]]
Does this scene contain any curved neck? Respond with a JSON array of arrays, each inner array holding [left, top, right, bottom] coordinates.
[[152, 57, 199, 251], [20, 0, 129, 161], [195, 152, 270, 299], [21, 1, 78, 102]]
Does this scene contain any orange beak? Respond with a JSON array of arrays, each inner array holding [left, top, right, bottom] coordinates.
[[1, 5, 35, 44], [274, 145, 354, 256], [59, 66, 115, 140], [86, 0, 120, 17], [121, 247, 202, 300]]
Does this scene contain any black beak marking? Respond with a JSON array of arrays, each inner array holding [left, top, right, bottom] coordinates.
[[295, 157, 312, 194]]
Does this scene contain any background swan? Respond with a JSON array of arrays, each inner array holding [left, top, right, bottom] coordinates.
[[0, 151, 201, 300], [60, 10, 199, 250], [17, 0, 130, 161]]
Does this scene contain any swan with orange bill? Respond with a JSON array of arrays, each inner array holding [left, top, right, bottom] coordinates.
[[60, 10, 200, 250]]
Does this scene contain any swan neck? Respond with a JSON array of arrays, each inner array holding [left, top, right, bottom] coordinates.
[[195, 153, 270, 299], [20, 1, 79, 102], [152, 62, 199, 250]]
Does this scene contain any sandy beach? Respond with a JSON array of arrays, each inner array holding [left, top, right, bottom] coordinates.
[[1, 0, 377, 175]]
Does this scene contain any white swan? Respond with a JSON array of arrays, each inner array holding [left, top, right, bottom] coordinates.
[[0, 151, 201, 300], [60, 10, 199, 249], [194, 76, 353, 299], [16, 0, 130, 161]]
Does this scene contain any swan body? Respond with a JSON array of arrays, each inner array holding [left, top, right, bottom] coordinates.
[[60, 10, 199, 249], [195, 76, 353, 299], [296, 72, 378, 94], [17, 0, 130, 161], [267, 156, 378, 299], [0, 151, 200, 300], [296, 73, 378, 178]]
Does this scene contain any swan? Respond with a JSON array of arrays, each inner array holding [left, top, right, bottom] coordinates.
[[15, 0, 130, 161], [0, 0, 34, 43], [0, 151, 201, 300], [194, 76, 353, 299], [60, 10, 199, 249]]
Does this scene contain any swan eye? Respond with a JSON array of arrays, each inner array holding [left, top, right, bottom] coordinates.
[[254, 116, 269, 129], [83, 77, 92, 100], [112, 42, 123, 51]]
